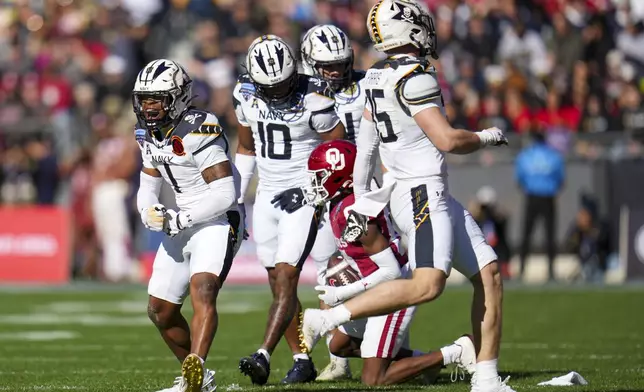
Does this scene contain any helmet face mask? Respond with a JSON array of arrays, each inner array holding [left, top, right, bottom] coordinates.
[[301, 25, 354, 91], [132, 59, 193, 132]]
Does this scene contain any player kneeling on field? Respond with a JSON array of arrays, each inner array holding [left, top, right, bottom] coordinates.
[[276, 139, 476, 385], [134, 59, 244, 392]]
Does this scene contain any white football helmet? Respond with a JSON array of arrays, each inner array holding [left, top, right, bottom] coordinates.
[[366, 0, 438, 59], [301, 24, 353, 90], [245, 35, 298, 104], [132, 59, 193, 129]]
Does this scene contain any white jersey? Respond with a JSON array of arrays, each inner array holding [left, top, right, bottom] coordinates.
[[362, 54, 447, 180], [136, 108, 238, 213], [233, 74, 340, 193], [335, 71, 367, 144]]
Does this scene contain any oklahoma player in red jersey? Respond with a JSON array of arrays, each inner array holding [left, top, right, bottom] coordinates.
[[278, 139, 476, 385]]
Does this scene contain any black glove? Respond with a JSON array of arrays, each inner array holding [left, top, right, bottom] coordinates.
[[271, 187, 308, 213], [342, 210, 369, 243], [238, 203, 250, 240]]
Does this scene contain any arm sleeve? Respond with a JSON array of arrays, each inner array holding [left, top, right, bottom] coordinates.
[[178, 176, 236, 228], [235, 153, 256, 204], [399, 72, 443, 117], [353, 116, 380, 198], [136, 171, 163, 214], [335, 246, 402, 302]]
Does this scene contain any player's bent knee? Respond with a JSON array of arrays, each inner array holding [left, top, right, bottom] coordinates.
[[190, 272, 222, 306], [411, 268, 447, 304], [361, 372, 384, 386], [147, 298, 180, 329], [472, 261, 502, 293]]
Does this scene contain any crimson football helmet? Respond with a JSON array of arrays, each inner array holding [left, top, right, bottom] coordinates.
[[308, 139, 357, 204]]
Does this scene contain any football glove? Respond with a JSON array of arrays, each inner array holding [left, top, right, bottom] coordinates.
[[141, 204, 166, 232], [476, 127, 508, 147], [341, 210, 369, 243], [271, 187, 309, 213], [162, 209, 192, 237], [315, 285, 343, 307]]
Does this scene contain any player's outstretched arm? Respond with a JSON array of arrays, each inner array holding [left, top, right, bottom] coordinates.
[[354, 109, 380, 198], [400, 72, 507, 154], [414, 108, 507, 154]]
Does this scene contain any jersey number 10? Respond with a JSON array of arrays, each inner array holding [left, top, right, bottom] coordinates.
[[257, 121, 292, 160], [365, 89, 398, 143]]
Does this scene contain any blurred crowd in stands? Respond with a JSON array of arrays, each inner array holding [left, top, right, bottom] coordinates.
[[0, 0, 641, 280]]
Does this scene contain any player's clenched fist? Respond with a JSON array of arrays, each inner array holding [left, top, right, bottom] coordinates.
[[476, 127, 508, 147], [141, 203, 166, 232]]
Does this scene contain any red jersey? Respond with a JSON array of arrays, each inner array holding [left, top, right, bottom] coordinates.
[[329, 193, 407, 278]]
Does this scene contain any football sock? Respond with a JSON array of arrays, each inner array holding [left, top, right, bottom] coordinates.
[[440, 344, 462, 366], [476, 359, 499, 384], [257, 349, 271, 363], [293, 353, 309, 361]]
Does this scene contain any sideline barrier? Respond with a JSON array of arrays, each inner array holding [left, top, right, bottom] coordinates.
[[0, 207, 71, 284]]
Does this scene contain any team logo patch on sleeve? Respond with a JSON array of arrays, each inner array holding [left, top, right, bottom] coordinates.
[[171, 135, 185, 156], [239, 83, 256, 101], [135, 129, 146, 147]]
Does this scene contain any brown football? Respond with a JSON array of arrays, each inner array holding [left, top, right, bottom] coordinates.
[[325, 257, 361, 287]]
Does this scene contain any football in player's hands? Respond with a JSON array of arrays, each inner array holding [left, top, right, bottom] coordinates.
[[324, 256, 361, 287]]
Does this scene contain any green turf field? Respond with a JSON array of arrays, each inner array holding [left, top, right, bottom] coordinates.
[[0, 284, 642, 391]]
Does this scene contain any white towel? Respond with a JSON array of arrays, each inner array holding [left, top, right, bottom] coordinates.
[[351, 180, 396, 218], [538, 371, 588, 386]]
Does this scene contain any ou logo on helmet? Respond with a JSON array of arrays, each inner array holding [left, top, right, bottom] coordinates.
[[326, 148, 345, 171]]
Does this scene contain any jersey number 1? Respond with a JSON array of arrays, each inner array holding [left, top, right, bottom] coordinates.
[[365, 89, 397, 143], [258, 121, 292, 160]]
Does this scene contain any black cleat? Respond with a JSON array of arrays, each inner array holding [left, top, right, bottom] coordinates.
[[239, 352, 270, 385], [281, 358, 317, 384]]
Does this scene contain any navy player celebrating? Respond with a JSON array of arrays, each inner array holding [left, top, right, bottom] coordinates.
[[134, 59, 244, 392], [299, 24, 366, 381], [233, 35, 345, 385]]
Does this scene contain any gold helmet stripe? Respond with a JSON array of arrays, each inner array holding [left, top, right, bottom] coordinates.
[[368, 0, 384, 44]]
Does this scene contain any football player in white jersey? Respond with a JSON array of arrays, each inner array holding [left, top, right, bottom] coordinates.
[[232, 35, 345, 385], [299, 23, 364, 381], [134, 60, 244, 392], [300, 2, 515, 392]]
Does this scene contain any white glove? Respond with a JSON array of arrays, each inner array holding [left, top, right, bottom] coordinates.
[[162, 209, 183, 237], [476, 127, 508, 147], [315, 285, 343, 307], [315, 284, 364, 307], [141, 204, 166, 232]]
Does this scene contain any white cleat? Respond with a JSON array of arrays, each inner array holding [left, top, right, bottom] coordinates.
[[182, 354, 205, 392], [471, 374, 516, 392], [155, 369, 216, 392], [450, 335, 477, 382], [454, 335, 477, 375], [316, 357, 352, 381], [302, 309, 332, 353]]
